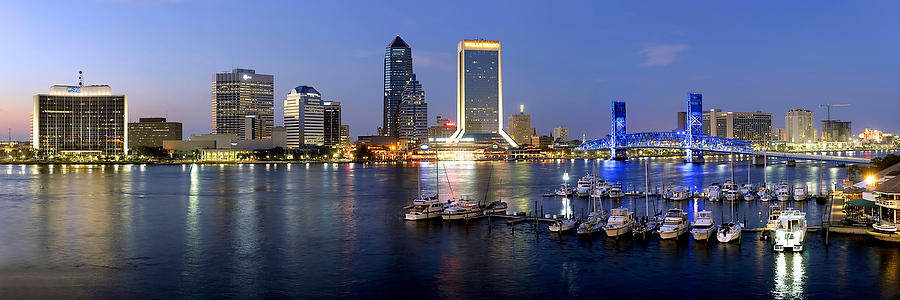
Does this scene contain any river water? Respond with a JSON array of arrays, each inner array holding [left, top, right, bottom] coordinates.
[[1, 155, 898, 299]]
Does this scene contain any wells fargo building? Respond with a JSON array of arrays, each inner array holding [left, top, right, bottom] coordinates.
[[32, 85, 127, 155]]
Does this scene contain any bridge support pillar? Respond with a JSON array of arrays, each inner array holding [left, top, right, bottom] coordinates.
[[752, 156, 766, 166], [684, 149, 704, 163]]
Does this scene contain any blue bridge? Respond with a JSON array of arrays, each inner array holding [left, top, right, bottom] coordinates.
[[577, 96, 869, 164]]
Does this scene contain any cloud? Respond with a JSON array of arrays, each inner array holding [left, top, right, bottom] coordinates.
[[638, 44, 688, 67]]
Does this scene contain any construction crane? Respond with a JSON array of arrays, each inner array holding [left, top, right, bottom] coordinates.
[[819, 103, 850, 121]]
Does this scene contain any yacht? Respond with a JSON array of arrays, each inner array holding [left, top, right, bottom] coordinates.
[[793, 186, 808, 201], [775, 183, 791, 201], [723, 181, 741, 201], [603, 207, 635, 238], [555, 183, 575, 197], [549, 219, 578, 232], [760, 205, 783, 240], [658, 208, 689, 239], [404, 196, 447, 220], [483, 200, 508, 214], [575, 174, 596, 197], [773, 209, 807, 252], [759, 187, 773, 202], [607, 183, 625, 199], [706, 183, 722, 202], [690, 210, 717, 241], [669, 186, 691, 201], [716, 221, 742, 243], [741, 183, 756, 201], [441, 198, 483, 221], [590, 180, 611, 199], [576, 211, 605, 236]]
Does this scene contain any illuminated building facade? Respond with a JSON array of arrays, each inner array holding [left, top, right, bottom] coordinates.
[[822, 120, 851, 142], [284, 86, 324, 148], [427, 116, 456, 142], [212, 68, 274, 140], [703, 109, 772, 142], [785, 109, 815, 143], [33, 85, 127, 155], [448, 39, 517, 147], [128, 117, 182, 148], [398, 74, 427, 144], [507, 105, 533, 146], [384, 36, 413, 138]]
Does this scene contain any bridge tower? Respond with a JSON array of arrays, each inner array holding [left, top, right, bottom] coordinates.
[[685, 92, 703, 162], [611, 101, 626, 160]]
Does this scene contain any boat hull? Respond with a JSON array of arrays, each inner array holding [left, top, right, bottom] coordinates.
[[659, 227, 688, 239], [690, 227, 716, 241], [868, 230, 900, 243], [604, 223, 633, 237], [405, 212, 441, 220], [441, 211, 483, 221]]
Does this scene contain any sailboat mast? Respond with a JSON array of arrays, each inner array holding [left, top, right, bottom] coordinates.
[[645, 162, 650, 218], [435, 148, 440, 201]]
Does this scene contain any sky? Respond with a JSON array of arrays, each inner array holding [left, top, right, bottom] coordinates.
[[1, 0, 898, 141]]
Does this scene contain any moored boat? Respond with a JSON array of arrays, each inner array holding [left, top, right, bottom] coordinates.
[[773, 209, 807, 252], [658, 208, 689, 239], [690, 210, 716, 241], [604, 207, 634, 238]]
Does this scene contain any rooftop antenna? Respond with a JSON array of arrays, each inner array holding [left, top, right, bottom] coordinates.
[[78, 70, 84, 86]]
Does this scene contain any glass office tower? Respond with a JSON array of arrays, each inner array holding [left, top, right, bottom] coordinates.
[[212, 68, 274, 140], [383, 36, 413, 138], [33, 85, 127, 155], [448, 39, 517, 147]]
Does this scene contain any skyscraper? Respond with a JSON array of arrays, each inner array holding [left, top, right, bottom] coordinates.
[[822, 120, 852, 142], [785, 109, 815, 143], [212, 68, 274, 140], [702, 109, 772, 142], [553, 127, 569, 142], [323, 101, 342, 147], [507, 104, 533, 147], [284, 86, 324, 148], [398, 74, 427, 144], [448, 39, 517, 147], [33, 84, 127, 155], [383, 35, 413, 138]]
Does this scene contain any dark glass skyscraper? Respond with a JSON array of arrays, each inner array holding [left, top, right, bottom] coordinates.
[[448, 39, 517, 147], [399, 74, 427, 144], [383, 36, 412, 138]]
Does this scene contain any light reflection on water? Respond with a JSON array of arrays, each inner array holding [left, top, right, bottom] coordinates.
[[773, 252, 805, 299]]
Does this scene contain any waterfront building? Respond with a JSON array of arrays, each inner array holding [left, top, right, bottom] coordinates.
[[33, 84, 127, 156], [427, 116, 456, 142], [398, 74, 428, 144], [284, 86, 324, 148], [702, 109, 773, 142], [774, 128, 786, 141], [531, 135, 553, 148], [128, 117, 182, 149], [272, 126, 287, 148], [785, 109, 815, 143], [447, 39, 517, 147], [507, 105, 533, 147], [212, 68, 274, 140], [383, 35, 413, 138], [323, 101, 342, 147], [553, 127, 569, 142], [822, 120, 852, 142], [340, 125, 350, 145]]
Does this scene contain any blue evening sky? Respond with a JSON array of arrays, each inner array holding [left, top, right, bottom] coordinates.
[[0, 0, 898, 140]]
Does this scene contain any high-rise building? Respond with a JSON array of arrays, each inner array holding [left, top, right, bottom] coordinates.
[[785, 109, 815, 143], [212, 68, 274, 140], [383, 35, 413, 138], [284, 86, 324, 148], [398, 74, 427, 144], [553, 127, 569, 142], [128, 117, 182, 148], [774, 128, 786, 141], [427, 116, 457, 141], [702, 109, 772, 142], [323, 101, 342, 147], [822, 120, 852, 142], [33, 84, 127, 155], [507, 104, 533, 147], [676, 111, 687, 131], [448, 39, 517, 147], [340, 125, 350, 145]]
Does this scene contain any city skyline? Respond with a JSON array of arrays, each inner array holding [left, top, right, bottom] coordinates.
[[2, 1, 899, 141]]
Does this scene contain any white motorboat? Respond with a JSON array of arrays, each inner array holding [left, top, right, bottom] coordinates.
[[607, 183, 625, 199], [716, 221, 742, 243], [404, 196, 447, 220], [706, 184, 722, 202], [741, 183, 756, 201], [723, 180, 741, 201], [549, 219, 578, 232], [658, 208, 689, 239], [759, 187, 773, 202], [760, 205, 783, 240], [575, 174, 596, 197], [773, 209, 807, 252], [690, 210, 717, 241], [590, 180, 611, 199], [441, 198, 483, 221], [775, 183, 791, 201], [664, 186, 691, 201], [555, 183, 575, 197], [793, 186, 808, 201], [604, 207, 634, 238]]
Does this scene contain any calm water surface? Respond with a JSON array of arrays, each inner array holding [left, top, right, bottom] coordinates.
[[1, 157, 898, 299]]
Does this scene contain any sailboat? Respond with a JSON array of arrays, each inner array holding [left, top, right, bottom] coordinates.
[[405, 147, 445, 220], [717, 153, 743, 243], [549, 196, 578, 232], [633, 163, 661, 239]]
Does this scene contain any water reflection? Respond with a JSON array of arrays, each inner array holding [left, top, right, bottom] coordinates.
[[772, 252, 805, 299]]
